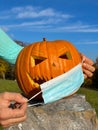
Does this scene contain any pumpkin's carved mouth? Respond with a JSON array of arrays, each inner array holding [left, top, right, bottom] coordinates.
[[27, 72, 47, 87]]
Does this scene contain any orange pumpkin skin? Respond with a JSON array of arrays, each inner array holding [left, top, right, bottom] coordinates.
[[15, 39, 81, 100]]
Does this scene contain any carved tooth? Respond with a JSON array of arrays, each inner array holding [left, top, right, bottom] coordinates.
[[26, 73, 39, 88]]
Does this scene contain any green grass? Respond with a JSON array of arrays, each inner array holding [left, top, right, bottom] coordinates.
[[0, 79, 22, 93], [0, 79, 98, 130], [77, 87, 98, 117]]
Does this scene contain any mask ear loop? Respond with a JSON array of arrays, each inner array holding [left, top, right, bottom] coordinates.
[[28, 90, 42, 102], [9, 91, 43, 109], [27, 90, 44, 107]]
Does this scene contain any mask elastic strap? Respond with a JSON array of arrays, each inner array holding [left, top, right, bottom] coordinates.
[[28, 90, 42, 102]]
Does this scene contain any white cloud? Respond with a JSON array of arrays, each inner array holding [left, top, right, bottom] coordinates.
[[1, 20, 98, 33], [0, 5, 72, 20], [56, 25, 98, 33], [15, 6, 72, 19], [76, 41, 98, 44], [0, 5, 98, 33]]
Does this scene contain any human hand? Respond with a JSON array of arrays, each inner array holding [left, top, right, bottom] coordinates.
[[80, 53, 95, 78], [0, 92, 28, 128]]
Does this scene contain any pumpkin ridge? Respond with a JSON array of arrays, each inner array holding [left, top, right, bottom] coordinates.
[[58, 42, 65, 74], [45, 41, 52, 80], [16, 47, 28, 94], [54, 41, 63, 76], [39, 41, 47, 81], [34, 42, 41, 80], [30, 42, 40, 81], [21, 47, 32, 94]]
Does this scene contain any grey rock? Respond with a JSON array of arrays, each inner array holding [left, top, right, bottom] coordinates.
[[5, 94, 98, 130]]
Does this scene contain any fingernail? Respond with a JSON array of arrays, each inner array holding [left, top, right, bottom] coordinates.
[[23, 97, 28, 102], [83, 63, 86, 66]]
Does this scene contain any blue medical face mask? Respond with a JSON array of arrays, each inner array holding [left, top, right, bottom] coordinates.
[[40, 63, 84, 104]]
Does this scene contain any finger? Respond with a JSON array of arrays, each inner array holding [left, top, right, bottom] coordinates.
[[0, 103, 27, 120], [0, 115, 27, 128], [83, 63, 95, 72], [83, 68, 93, 78], [82, 55, 94, 65], [2, 92, 28, 103], [83, 73, 87, 79]]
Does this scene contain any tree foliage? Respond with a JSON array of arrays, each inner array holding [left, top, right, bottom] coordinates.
[[92, 57, 98, 89], [0, 58, 10, 79]]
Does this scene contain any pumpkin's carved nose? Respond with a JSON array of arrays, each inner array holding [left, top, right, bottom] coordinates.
[[52, 62, 56, 67]]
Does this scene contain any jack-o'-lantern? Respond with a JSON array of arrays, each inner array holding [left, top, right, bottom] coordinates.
[[15, 38, 81, 100]]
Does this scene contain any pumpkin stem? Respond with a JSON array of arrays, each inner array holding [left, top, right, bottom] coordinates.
[[43, 38, 46, 41]]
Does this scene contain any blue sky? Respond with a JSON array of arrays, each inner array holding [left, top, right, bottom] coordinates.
[[0, 0, 98, 61]]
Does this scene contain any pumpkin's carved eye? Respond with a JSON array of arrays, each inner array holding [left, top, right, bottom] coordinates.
[[59, 51, 72, 60], [33, 56, 47, 65]]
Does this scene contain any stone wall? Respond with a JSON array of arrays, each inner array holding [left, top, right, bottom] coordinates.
[[5, 94, 98, 130]]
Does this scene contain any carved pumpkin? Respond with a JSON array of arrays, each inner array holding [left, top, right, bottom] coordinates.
[[15, 38, 81, 100]]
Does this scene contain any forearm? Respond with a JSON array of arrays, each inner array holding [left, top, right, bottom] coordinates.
[[0, 29, 23, 64]]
